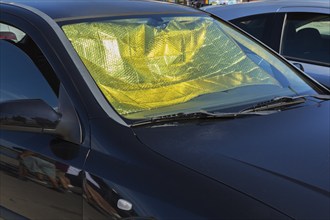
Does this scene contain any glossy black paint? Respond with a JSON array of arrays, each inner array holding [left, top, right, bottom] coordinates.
[[0, 99, 61, 129], [0, 1, 329, 219], [133, 99, 330, 219]]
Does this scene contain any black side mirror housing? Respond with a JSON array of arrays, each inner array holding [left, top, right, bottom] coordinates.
[[0, 85, 82, 144], [292, 62, 305, 71], [0, 99, 61, 130]]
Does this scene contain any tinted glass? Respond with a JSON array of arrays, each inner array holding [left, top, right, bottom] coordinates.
[[231, 13, 273, 43], [281, 13, 330, 65], [0, 40, 58, 108]]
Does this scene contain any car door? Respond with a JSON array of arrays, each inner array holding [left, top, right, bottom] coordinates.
[[0, 15, 89, 220], [278, 7, 330, 88]]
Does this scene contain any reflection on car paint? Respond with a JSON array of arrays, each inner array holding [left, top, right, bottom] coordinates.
[[0, 144, 148, 220], [82, 172, 141, 219], [0, 144, 83, 219]]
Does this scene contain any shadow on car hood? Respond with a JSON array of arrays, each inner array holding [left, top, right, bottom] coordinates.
[[132, 101, 330, 218]]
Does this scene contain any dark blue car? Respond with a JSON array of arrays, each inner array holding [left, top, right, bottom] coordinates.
[[0, 0, 329, 219]]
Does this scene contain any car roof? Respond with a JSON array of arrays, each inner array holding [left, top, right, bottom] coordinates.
[[1, 0, 202, 22], [202, 0, 330, 20]]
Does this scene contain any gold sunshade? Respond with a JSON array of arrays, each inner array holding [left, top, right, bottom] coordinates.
[[63, 17, 278, 116]]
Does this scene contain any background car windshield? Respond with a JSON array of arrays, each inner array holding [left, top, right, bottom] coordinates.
[[62, 15, 315, 119]]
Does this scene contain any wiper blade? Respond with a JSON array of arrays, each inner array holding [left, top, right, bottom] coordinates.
[[240, 94, 330, 113], [131, 94, 330, 127], [152, 110, 275, 120], [131, 110, 278, 127], [272, 94, 330, 101]]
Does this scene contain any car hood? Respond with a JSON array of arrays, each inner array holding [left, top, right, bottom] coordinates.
[[132, 101, 330, 217]]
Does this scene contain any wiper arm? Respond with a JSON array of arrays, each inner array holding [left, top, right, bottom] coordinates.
[[131, 110, 277, 127], [240, 94, 330, 113], [272, 94, 330, 101], [131, 94, 330, 127], [153, 110, 275, 120]]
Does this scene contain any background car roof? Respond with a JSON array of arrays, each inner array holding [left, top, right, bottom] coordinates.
[[202, 0, 330, 20], [1, 0, 202, 22]]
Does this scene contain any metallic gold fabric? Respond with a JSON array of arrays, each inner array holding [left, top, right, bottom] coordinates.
[[63, 17, 278, 116]]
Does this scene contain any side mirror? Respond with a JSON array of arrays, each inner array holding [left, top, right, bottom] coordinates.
[[0, 85, 82, 144], [0, 99, 61, 130], [292, 62, 305, 72]]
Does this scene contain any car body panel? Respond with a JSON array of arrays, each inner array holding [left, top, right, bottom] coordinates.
[[202, 0, 330, 19], [288, 61, 330, 90], [278, 6, 330, 14], [133, 100, 330, 219], [85, 117, 291, 219], [8, 0, 201, 21]]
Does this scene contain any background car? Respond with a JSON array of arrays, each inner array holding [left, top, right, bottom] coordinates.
[[201, 0, 330, 88], [0, 23, 25, 41], [1, 0, 330, 219]]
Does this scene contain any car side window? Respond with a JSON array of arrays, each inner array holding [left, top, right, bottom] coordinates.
[[0, 24, 59, 108], [281, 13, 330, 65], [230, 13, 274, 44], [0, 23, 25, 41]]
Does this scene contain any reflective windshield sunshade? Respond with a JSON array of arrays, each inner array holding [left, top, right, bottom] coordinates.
[[63, 16, 279, 117]]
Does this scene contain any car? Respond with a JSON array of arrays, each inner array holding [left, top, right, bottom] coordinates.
[[201, 0, 330, 88], [0, 23, 25, 41], [209, 0, 239, 5], [0, 0, 329, 219]]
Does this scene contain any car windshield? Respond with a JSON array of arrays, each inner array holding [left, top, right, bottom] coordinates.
[[61, 15, 316, 120]]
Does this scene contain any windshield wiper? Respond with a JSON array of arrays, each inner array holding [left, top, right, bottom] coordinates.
[[131, 94, 330, 127], [240, 94, 330, 113], [131, 110, 278, 127]]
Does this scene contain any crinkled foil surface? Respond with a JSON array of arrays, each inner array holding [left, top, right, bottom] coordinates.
[[63, 17, 278, 116]]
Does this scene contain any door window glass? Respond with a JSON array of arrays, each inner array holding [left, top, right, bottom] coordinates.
[[231, 13, 274, 43], [281, 13, 330, 65], [0, 24, 59, 108]]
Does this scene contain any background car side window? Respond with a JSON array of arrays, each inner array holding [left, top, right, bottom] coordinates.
[[231, 13, 275, 47], [281, 13, 330, 65], [0, 24, 59, 108], [0, 23, 25, 42]]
